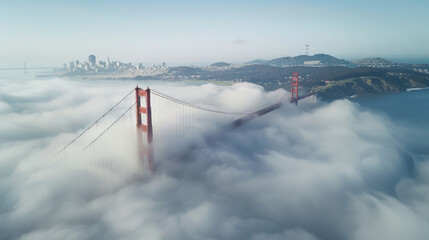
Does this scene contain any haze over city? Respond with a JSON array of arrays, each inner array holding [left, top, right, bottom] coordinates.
[[1, 0, 429, 67]]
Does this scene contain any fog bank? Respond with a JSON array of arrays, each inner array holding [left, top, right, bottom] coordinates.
[[1, 78, 428, 240]]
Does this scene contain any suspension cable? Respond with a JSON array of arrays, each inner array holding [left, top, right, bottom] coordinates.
[[52, 88, 135, 158], [151, 89, 288, 116], [81, 103, 136, 152], [15, 88, 135, 185]]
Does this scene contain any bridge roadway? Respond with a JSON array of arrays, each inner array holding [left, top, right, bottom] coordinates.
[[232, 92, 315, 128]]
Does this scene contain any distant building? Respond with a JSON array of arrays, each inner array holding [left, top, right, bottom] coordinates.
[[69, 61, 75, 72], [66, 55, 140, 74], [138, 63, 144, 70], [304, 60, 321, 65], [162, 62, 166, 67], [88, 55, 96, 66], [98, 61, 106, 68]]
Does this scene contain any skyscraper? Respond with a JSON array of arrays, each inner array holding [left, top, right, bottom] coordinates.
[[138, 63, 144, 70], [88, 55, 96, 66], [69, 61, 75, 72]]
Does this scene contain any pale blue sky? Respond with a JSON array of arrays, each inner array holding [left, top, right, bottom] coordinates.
[[1, 0, 428, 67]]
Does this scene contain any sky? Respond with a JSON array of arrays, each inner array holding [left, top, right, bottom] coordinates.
[[1, 0, 428, 67]]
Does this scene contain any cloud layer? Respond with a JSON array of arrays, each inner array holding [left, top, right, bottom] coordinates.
[[1, 78, 428, 240]]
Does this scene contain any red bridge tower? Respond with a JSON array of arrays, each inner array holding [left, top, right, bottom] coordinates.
[[291, 72, 299, 105], [135, 86, 154, 172]]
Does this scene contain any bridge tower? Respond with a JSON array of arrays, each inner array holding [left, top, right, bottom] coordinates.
[[135, 86, 154, 172], [291, 72, 299, 105]]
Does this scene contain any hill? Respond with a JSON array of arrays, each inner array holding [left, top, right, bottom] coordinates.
[[247, 59, 269, 65], [316, 71, 429, 100], [210, 62, 231, 67], [132, 53, 429, 100], [249, 54, 354, 67], [164, 64, 429, 100]]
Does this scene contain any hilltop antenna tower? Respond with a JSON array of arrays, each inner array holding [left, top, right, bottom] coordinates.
[[305, 44, 310, 56]]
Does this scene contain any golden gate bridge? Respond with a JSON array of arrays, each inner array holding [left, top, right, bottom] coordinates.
[[17, 73, 314, 187]]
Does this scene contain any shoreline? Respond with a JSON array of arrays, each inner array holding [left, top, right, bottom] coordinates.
[[406, 87, 429, 91]]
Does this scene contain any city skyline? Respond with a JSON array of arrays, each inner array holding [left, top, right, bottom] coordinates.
[[1, 0, 428, 68]]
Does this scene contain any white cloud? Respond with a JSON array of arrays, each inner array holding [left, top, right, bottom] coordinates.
[[0, 78, 428, 240]]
